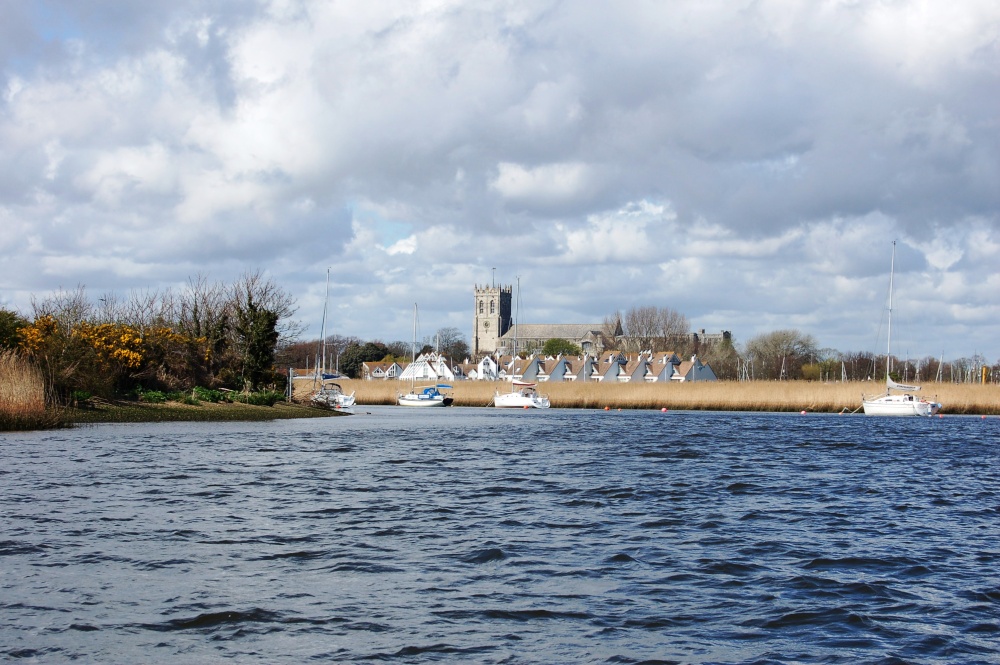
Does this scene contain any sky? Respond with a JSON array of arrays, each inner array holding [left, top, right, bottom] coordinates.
[[1, 0, 998, 361]]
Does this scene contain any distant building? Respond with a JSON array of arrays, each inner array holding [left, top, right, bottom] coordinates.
[[472, 284, 513, 356], [471, 284, 729, 361], [497, 324, 611, 357]]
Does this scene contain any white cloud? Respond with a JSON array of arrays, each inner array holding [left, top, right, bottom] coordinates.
[[0, 0, 997, 360]]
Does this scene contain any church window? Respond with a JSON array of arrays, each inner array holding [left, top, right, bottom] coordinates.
[[490, 300, 495, 314], [479, 301, 484, 314]]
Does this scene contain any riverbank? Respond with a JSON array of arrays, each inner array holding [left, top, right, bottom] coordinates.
[[294, 378, 1000, 414], [65, 399, 345, 424]]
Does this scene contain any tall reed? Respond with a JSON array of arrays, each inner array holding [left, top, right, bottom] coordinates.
[[0, 350, 66, 430], [295, 378, 1000, 414]]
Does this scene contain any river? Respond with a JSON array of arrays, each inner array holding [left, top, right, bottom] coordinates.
[[2, 408, 998, 663]]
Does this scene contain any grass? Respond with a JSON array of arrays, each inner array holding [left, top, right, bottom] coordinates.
[[0, 351, 345, 430], [67, 399, 344, 424], [0, 350, 68, 430], [295, 378, 1000, 414]]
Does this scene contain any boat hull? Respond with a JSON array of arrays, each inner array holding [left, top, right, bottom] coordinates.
[[494, 392, 550, 409], [311, 384, 355, 408], [863, 394, 941, 416], [397, 394, 451, 407]]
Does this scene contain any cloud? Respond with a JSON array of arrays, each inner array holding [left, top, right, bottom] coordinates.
[[0, 0, 998, 360]]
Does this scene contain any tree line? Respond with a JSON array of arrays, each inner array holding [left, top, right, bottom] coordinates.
[[0, 271, 297, 402], [4, 285, 995, 401]]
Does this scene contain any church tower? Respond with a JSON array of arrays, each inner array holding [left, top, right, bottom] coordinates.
[[473, 284, 512, 356]]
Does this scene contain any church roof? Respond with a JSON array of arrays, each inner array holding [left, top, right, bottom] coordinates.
[[498, 324, 604, 340]]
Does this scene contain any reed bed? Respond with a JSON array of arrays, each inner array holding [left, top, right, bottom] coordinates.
[[295, 378, 1000, 414], [0, 350, 66, 430]]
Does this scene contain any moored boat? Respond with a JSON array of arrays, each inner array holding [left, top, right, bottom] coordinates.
[[862, 241, 942, 417], [494, 381, 550, 409], [311, 381, 355, 408], [398, 384, 454, 407]]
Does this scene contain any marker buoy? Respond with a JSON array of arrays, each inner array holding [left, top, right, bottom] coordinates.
[[661, 407, 667, 412], [604, 406, 610, 411], [800, 410, 807, 415]]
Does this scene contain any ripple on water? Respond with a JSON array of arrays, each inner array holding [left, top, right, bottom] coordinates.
[[1, 410, 998, 663]]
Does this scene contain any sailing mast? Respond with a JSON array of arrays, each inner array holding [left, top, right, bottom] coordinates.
[[410, 303, 417, 391], [321, 268, 330, 378], [883, 240, 896, 388], [313, 267, 331, 391]]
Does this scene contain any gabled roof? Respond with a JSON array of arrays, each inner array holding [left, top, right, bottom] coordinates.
[[499, 324, 604, 340]]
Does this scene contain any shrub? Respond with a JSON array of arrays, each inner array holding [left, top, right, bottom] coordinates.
[[193, 386, 223, 402], [232, 390, 284, 406], [139, 390, 167, 403]]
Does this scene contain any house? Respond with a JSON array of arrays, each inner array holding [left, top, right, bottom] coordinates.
[[645, 351, 682, 382], [670, 356, 718, 382], [546, 356, 574, 382], [473, 356, 499, 380], [595, 351, 629, 382], [362, 361, 404, 381], [398, 352, 457, 382]]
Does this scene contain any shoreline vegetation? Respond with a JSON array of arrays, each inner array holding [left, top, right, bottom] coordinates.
[[3, 374, 998, 431], [294, 378, 999, 415]]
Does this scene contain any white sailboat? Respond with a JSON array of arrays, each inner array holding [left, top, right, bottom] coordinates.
[[862, 241, 941, 417], [398, 303, 452, 407], [310, 269, 355, 408], [494, 379, 550, 409], [494, 278, 549, 409]]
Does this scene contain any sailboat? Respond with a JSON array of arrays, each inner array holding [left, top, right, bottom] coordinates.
[[494, 278, 550, 409], [397, 303, 453, 407], [310, 269, 355, 408], [862, 241, 941, 416]]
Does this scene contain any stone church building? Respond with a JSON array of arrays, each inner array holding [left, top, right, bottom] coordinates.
[[473, 284, 613, 357]]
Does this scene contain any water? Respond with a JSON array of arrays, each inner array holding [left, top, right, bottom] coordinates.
[[2, 408, 999, 664]]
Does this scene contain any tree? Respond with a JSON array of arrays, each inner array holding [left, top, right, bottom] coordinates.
[[613, 306, 689, 352], [231, 298, 279, 391], [542, 338, 582, 356], [742, 329, 818, 380], [338, 341, 390, 378], [623, 306, 660, 352], [0, 309, 28, 349], [427, 327, 470, 361], [227, 271, 298, 390], [698, 336, 739, 380]]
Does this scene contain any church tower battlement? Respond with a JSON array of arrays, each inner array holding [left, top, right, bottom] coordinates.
[[473, 284, 512, 356]]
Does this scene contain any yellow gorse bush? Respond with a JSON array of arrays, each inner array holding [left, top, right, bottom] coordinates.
[[18, 315, 57, 355], [75, 322, 146, 369]]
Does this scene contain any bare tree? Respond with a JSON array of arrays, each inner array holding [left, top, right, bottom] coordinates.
[[743, 329, 818, 380], [602, 311, 623, 349], [228, 270, 303, 341], [624, 306, 659, 352], [31, 285, 92, 331], [657, 307, 689, 352]]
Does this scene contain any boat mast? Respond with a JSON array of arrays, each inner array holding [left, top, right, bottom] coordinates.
[[411, 303, 417, 390], [885, 240, 895, 384], [321, 267, 330, 377], [513, 276, 519, 379]]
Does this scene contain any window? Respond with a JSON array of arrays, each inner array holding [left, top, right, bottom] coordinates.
[[490, 300, 495, 314], [479, 301, 484, 314]]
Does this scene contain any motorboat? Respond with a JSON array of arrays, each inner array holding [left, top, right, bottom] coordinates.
[[311, 381, 355, 408]]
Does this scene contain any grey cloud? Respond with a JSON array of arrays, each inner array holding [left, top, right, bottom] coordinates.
[[0, 1, 997, 359]]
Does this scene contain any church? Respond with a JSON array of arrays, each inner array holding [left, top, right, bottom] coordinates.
[[472, 284, 613, 357]]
